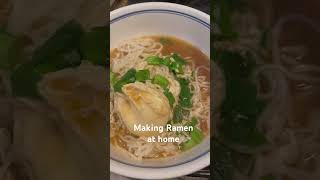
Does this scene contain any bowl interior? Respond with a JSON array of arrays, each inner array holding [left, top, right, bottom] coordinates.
[[111, 138, 210, 167], [110, 5, 210, 57], [110, 3, 210, 169]]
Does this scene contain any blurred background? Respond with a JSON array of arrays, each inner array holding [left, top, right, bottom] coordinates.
[[213, 0, 320, 180], [0, 0, 108, 180]]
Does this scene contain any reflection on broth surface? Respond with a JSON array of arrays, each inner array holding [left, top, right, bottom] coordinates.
[[110, 36, 210, 159]]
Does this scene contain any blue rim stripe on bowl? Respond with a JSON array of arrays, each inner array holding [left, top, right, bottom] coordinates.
[[110, 9, 210, 169], [111, 9, 210, 29]]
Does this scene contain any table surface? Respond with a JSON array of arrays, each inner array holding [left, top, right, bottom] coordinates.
[[110, 0, 210, 180]]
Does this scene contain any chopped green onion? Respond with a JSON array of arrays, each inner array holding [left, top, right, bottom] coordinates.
[[152, 74, 169, 88], [110, 72, 117, 86], [187, 117, 198, 127], [169, 61, 184, 74], [181, 128, 203, 150], [120, 69, 136, 82], [113, 69, 136, 92], [190, 127, 204, 144], [171, 53, 187, 65], [135, 69, 150, 82], [178, 78, 193, 108], [168, 53, 186, 74], [147, 56, 163, 65], [161, 57, 171, 66], [113, 81, 127, 92], [181, 139, 197, 151], [146, 53, 187, 74], [172, 105, 189, 123], [163, 88, 175, 107], [180, 97, 192, 108]]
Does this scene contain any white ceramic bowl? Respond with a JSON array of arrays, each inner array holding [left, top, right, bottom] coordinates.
[[110, 2, 210, 179]]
